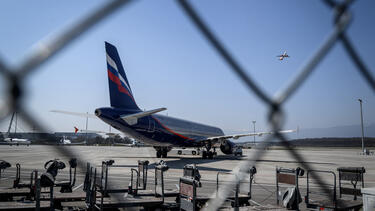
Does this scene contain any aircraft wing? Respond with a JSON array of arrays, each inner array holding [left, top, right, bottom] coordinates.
[[77, 129, 119, 137], [76, 128, 106, 133], [204, 129, 297, 141]]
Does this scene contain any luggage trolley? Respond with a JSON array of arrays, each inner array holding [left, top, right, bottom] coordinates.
[[13, 163, 34, 189], [0, 160, 11, 179], [216, 166, 257, 208], [128, 160, 150, 195], [40, 159, 69, 209], [337, 167, 365, 201], [154, 161, 178, 198], [275, 167, 304, 210], [0, 169, 38, 201], [179, 176, 201, 211], [98, 160, 129, 196], [0, 177, 52, 210], [129, 168, 139, 195], [138, 160, 149, 190], [87, 160, 169, 211], [54, 158, 77, 193], [305, 169, 363, 210]]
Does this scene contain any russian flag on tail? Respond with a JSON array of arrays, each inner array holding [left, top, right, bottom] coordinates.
[[105, 42, 140, 111]]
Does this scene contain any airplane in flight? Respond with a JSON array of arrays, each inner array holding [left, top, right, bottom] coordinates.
[[91, 42, 295, 158], [277, 51, 290, 60]]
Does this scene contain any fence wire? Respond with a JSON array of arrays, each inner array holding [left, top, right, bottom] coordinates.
[[0, 0, 374, 210], [179, 0, 374, 210]]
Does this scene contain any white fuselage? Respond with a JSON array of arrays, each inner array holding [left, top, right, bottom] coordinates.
[[60, 137, 72, 145], [4, 138, 31, 145]]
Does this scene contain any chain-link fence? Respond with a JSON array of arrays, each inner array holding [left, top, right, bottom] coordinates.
[[0, 0, 374, 210]]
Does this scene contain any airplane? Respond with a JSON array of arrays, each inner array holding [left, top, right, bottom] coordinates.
[[277, 51, 290, 60], [93, 42, 296, 159], [53, 42, 296, 158], [56, 133, 87, 145], [58, 127, 92, 145], [59, 136, 72, 145], [72, 126, 139, 146], [2, 137, 31, 146]]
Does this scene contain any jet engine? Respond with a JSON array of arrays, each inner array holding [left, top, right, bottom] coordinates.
[[220, 140, 235, 155]]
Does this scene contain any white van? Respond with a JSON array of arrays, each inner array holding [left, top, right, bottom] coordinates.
[[173, 148, 200, 156]]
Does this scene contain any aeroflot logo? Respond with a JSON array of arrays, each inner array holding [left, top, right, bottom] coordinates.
[[106, 54, 135, 101]]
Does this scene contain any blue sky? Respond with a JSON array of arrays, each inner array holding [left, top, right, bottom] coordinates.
[[0, 0, 374, 137]]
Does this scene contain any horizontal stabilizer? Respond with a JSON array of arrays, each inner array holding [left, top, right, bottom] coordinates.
[[50, 110, 96, 118], [76, 128, 118, 137], [120, 107, 166, 125]]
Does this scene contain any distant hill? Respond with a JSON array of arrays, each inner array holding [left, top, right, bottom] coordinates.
[[227, 123, 375, 143], [240, 137, 375, 148], [288, 137, 375, 147], [289, 123, 375, 139]]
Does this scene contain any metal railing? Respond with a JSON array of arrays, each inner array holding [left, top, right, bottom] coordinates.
[[0, 0, 373, 210]]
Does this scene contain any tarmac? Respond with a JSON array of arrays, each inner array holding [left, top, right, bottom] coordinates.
[[0, 145, 374, 210]]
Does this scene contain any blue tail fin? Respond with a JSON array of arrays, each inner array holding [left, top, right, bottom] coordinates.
[[105, 42, 140, 111]]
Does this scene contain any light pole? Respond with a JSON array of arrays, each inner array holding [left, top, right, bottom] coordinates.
[[358, 99, 365, 153], [252, 121, 256, 144], [85, 112, 89, 145]]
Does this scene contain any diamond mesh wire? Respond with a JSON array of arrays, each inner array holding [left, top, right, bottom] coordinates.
[[0, 0, 374, 210], [177, 0, 374, 210]]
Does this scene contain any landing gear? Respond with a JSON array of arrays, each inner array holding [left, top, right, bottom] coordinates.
[[161, 150, 168, 158], [202, 151, 215, 159], [202, 143, 216, 159], [155, 147, 169, 158], [202, 151, 207, 159]]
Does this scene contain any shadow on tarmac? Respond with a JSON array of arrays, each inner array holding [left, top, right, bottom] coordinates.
[[111, 154, 334, 173], [252, 159, 335, 165], [110, 155, 241, 172]]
